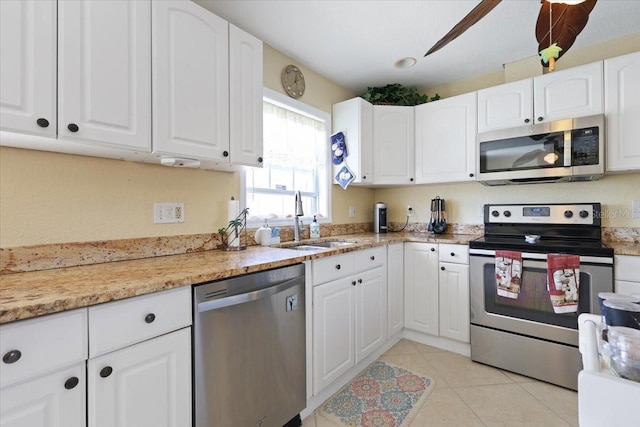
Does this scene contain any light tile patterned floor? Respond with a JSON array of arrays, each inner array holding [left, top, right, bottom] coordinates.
[[303, 339, 578, 427]]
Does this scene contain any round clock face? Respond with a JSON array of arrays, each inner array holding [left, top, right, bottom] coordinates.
[[281, 65, 305, 99]]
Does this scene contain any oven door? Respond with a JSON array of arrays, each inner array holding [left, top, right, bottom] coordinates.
[[469, 249, 613, 347]]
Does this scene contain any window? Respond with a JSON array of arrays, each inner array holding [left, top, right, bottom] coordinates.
[[243, 88, 331, 227]]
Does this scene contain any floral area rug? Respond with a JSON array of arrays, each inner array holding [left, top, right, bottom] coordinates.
[[317, 360, 434, 427]]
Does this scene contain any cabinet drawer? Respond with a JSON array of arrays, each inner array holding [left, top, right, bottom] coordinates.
[[0, 308, 88, 388], [438, 244, 469, 264], [615, 255, 639, 282], [88, 287, 191, 358], [355, 246, 386, 272], [312, 253, 355, 285]]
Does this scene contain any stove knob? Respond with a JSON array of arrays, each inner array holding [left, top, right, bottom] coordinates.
[[579, 210, 589, 218], [564, 210, 573, 218], [491, 210, 499, 217], [503, 210, 511, 218]]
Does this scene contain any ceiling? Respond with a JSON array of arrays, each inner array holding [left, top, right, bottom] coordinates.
[[196, 1, 640, 96]]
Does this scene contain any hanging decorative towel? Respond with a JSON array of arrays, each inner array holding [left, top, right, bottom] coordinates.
[[335, 164, 355, 190], [547, 254, 580, 313], [495, 250, 523, 299], [330, 131, 348, 165]]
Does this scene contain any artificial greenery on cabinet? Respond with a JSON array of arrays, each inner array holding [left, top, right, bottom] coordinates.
[[362, 83, 441, 106]]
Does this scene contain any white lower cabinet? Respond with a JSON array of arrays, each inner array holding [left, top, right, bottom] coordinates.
[[312, 247, 387, 394], [88, 328, 191, 427], [387, 242, 404, 336], [614, 255, 640, 297], [0, 363, 86, 427], [404, 242, 470, 343]]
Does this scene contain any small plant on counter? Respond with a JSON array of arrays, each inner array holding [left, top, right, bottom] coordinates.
[[362, 83, 440, 106]]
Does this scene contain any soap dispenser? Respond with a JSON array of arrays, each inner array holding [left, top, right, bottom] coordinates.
[[310, 215, 320, 238]]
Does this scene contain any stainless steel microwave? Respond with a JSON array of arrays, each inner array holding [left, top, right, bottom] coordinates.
[[477, 115, 605, 186]]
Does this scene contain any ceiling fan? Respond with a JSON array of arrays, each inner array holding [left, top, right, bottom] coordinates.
[[424, 0, 597, 69]]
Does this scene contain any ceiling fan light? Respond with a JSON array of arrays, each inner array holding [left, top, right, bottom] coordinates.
[[546, 0, 586, 4], [393, 57, 417, 69]]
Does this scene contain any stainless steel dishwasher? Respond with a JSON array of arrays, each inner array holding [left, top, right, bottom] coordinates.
[[193, 263, 306, 427]]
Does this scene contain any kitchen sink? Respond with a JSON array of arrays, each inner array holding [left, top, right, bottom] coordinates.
[[283, 241, 357, 250]]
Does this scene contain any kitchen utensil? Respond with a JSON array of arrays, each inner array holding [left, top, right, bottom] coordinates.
[[428, 196, 447, 234]]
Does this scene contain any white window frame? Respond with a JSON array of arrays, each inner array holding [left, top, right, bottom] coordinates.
[[241, 88, 332, 228]]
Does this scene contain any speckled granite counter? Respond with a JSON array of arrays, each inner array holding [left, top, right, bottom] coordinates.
[[0, 233, 478, 324]]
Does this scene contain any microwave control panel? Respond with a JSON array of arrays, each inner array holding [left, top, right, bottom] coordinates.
[[571, 126, 599, 166]]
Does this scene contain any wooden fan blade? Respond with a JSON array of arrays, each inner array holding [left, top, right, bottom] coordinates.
[[536, 0, 597, 66], [424, 0, 502, 57]]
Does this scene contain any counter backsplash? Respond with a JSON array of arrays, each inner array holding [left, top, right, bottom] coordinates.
[[1, 223, 637, 274]]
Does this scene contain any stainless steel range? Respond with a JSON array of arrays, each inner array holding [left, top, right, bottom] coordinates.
[[469, 203, 614, 390]]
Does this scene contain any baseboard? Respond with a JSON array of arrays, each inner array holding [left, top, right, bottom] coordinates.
[[402, 329, 471, 357]]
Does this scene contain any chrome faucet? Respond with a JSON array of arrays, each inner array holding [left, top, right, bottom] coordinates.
[[294, 190, 304, 242]]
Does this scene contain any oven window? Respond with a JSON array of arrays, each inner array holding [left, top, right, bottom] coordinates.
[[483, 264, 590, 329], [479, 131, 565, 173]]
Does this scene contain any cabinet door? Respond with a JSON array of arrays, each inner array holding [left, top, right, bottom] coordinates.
[[229, 24, 263, 167], [152, 0, 229, 161], [477, 79, 533, 132], [404, 243, 439, 335], [313, 277, 355, 394], [332, 97, 374, 184], [0, 363, 85, 427], [387, 242, 404, 336], [534, 61, 603, 123], [439, 262, 470, 343], [373, 106, 414, 185], [58, 0, 151, 150], [355, 266, 387, 363], [415, 92, 477, 183], [88, 328, 191, 427], [605, 51, 640, 172], [0, 0, 56, 137]]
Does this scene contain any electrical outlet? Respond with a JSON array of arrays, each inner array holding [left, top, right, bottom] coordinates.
[[632, 200, 640, 219], [349, 206, 356, 218], [406, 205, 414, 217], [154, 202, 185, 224]]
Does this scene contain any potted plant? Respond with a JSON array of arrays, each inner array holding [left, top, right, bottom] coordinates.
[[362, 83, 440, 106]]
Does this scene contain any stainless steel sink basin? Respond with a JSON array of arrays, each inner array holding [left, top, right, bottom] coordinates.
[[283, 241, 357, 250]]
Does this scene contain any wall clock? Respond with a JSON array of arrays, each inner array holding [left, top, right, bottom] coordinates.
[[281, 64, 305, 99]]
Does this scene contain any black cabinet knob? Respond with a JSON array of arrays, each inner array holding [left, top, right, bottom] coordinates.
[[64, 376, 79, 390], [469, 173, 474, 177], [410, 178, 414, 182], [370, 256, 375, 260], [450, 252, 455, 257], [257, 157, 263, 163], [430, 247, 435, 252], [537, 116, 543, 122], [352, 281, 356, 286], [363, 175, 367, 180], [144, 313, 156, 324], [2, 349, 21, 364], [67, 123, 79, 132], [36, 118, 49, 128], [358, 278, 363, 284], [524, 118, 530, 124], [100, 366, 113, 378], [223, 150, 229, 157], [441, 266, 445, 271], [335, 264, 341, 270]]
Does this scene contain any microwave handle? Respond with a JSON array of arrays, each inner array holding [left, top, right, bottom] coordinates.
[[564, 131, 572, 167]]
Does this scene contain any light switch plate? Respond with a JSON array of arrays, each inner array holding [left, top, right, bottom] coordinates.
[[154, 202, 184, 224]]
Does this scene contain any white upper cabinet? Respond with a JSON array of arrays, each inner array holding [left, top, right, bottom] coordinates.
[[58, 0, 151, 151], [534, 61, 603, 123], [373, 106, 415, 185], [477, 79, 533, 133], [0, 0, 57, 137], [229, 24, 263, 167], [415, 92, 477, 183], [152, 0, 230, 161], [604, 51, 640, 172], [332, 97, 374, 185], [478, 61, 603, 133]]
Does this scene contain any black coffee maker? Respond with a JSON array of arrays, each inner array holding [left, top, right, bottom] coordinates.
[[427, 196, 447, 234]]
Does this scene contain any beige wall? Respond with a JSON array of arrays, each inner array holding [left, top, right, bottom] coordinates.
[[0, 43, 370, 248]]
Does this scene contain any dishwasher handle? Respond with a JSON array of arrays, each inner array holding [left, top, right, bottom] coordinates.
[[197, 276, 303, 313]]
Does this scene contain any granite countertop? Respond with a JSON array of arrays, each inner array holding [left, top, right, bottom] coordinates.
[[0, 233, 478, 325], [1, 231, 635, 325]]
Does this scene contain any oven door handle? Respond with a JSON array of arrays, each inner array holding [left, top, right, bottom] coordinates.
[[470, 248, 612, 265]]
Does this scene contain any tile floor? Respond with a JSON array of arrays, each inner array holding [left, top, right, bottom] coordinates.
[[303, 339, 579, 427]]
